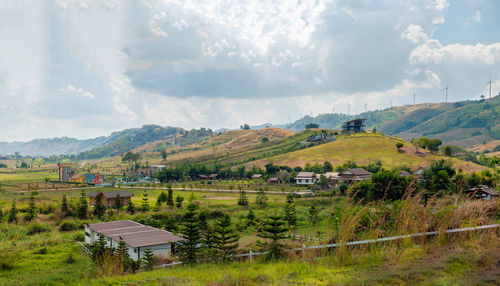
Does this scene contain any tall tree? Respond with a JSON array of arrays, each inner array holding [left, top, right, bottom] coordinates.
[[24, 191, 37, 221], [141, 193, 150, 212], [257, 212, 289, 260], [114, 193, 122, 211], [212, 215, 239, 262], [94, 192, 106, 218], [256, 188, 267, 205], [157, 191, 168, 206], [61, 194, 70, 216], [246, 208, 256, 227], [141, 248, 157, 271], [308, 206, 318, 227], [167, 187, 174, 207], [8, 200, 17, 223], [126, 198, 135, 214], [175, 195, 184, 208], [238, 190, 248, 206], [77, 190, 88, 219], [117, 240, 131, 272], [283, 194, 297, 228], [178, 203, 201, 264]]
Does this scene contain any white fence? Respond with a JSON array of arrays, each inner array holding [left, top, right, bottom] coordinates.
[[155, 224, 499, 269]]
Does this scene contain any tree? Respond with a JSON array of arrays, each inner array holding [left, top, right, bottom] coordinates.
[[114, 194, 122, 211], [8, 200, 17, 223], [308, 206, 318, 227], [247, 208, 256, 226], [77, 190, 88, 219], [160, 149, 168, 160], [319, 174, 329, 189], [257, 212, 289, 260], [256, 188, 267, 204], [238, 190, 248, 206], [261, 137, 269, 144], [283, 194, 297, 228], [175, 195, 184, 208], [126, 199, 135, 214], [305, 123, 319, 129], [212, 215, 239, 262], [61, 194, 70, 216], [23, 191, 38, 221], [178, 203, 201, 264], [157, 191, 168, 206], [167, 187, 174, 207], [395, 142, 404, 152], [121, 151, 141, 164], [443, 145, 453, 156], [426, 139, 442, 152], [240, 124, 251, 130], [141, 193, 150, 212], [94, 192, 106, 218], [323, 161, 333, 172], [141, 248, 157, 271], [117, 240, 131, 272]]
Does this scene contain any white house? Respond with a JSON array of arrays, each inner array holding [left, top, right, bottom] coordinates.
[[294, 172, 317, 185], [84, 220, 183, 261]]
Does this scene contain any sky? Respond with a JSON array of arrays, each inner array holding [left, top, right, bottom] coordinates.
[[1, 0, 500, 142]]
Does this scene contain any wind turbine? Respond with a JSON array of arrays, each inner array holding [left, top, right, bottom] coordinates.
[[442, 83, 448, 102], [487, 77, 492, 99], [413, 92, 416, 105]]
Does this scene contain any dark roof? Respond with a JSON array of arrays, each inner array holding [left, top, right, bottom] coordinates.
[[399, 171, 411, 177], [343, 118, 366, 125], [340, 168, 371, 176], [87, 190, 133, 198], [481, 187, 499, 196], [86, 220, 183, 248]]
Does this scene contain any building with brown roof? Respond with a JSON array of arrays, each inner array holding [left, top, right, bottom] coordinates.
[[295, 172, 317, 185], [87, 191, 133, 207], [337, 168, 372, 182], [84, 220, 183, 261]]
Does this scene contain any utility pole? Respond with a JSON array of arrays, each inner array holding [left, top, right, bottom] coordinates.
[[488, 78, 492, 98]]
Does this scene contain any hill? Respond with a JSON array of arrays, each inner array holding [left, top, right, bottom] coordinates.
[[244, 133, 486, 172], [286, 96, 500, 148]]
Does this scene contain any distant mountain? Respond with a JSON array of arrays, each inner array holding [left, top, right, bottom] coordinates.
[[286, 96, 500, 148], [0, 136, 108, 157]]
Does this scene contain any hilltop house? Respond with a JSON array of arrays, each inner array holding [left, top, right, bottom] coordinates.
[[337, 168, 372, 183], [88, 191, 133, 207], [84, 220, 183, 261], [69, 174, 84, 183], [295, 172, 317, 185], [342, 119, 366, 133]]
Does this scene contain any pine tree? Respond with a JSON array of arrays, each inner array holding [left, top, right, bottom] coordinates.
[[141, 193, 149, 212], [178, 203, 201, 264], [246, 208, 256, 226], [238, 190, 248, 206], [175, 195, 184, 208], [141, 248, 157, 271], [94, 192, 106, 219], [114, 193, 122, 211], [257, 211, 289, 260], [117, 240, 130, 272], [284, 193, 297, 228], [24, 191, 37, 221], [61, 194, 70, 216], [256, 188, 267, 204], [167, 187, 174, 207], [157, 191, 168, 206], [8, 200, 17, 223], [198, 211, 208, 231], [77, 190, 88, 219], [308, 205, 318, 227], [201, 225, 215, 260], [213, 215, 239, 262], [126, 199, 135, 214]]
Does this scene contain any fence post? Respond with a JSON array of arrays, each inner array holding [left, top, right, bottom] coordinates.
[[302, 244, 306, 258], [249, 251, 253, 262]]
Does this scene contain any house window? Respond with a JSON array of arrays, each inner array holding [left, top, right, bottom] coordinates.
[[85, 232, 90, 237]]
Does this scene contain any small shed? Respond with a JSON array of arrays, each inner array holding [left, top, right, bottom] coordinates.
[[267, 177, 279, 184]]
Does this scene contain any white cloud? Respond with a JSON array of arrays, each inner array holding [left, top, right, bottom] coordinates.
[[465, 10, 481, 25], [60, 85, 95, 99], [401, 24, 429, 44]]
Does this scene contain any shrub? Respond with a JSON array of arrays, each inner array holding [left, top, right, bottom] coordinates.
[[59, 221, 78, 232], [0, 250, 19, 270], [34, 247, 48, 254], [26, 222, 51, 235], [65, 253, 76, 264], [74, 233, 85, 242]]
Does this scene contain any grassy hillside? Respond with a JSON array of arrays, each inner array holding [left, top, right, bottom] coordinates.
[[287, 96, 500, 148], [245, 133, 486, 172]]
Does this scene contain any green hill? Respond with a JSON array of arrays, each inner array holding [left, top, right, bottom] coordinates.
[[287, 96, 500, 147]]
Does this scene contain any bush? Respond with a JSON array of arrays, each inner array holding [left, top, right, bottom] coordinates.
[[0, 250, 19, 270], [74, 233, 85, 242], [26, 222, 51, 235], [59, 221, 78, 232], [34, 247, 48, 254], [65, 253, 76, 264]]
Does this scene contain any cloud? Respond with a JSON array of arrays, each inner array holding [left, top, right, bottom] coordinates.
[[465, 10, 481, 25], [60, 85, 95, 99]]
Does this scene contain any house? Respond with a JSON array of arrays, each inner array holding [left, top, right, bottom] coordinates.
[[58, 163, 74, 182], [84, 220, 183, 261], [198, 174, 209, 180], [342, 119, 366, 133], [208, 174, 218, 180], [337, 168, 372, 182], [469, 185, 499, 200], [267, 177, 279, 184], [295, 172, 317, 185], [84, 173, 103, 185], [87, 191, 133, 207], [251, 174, 263, 179], [69, 174, 84, 183], [399, 171, 411, 178], [150, 165, 165, 177]]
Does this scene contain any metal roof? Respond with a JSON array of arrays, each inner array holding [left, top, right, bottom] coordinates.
[[296, 172, 316, 178], [86, 220, 183, 248], [87, 190, 133, 198], [340, 168, 371, 176]]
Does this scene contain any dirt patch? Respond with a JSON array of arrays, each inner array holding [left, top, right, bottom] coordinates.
[[203, 195, 235, 200]]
